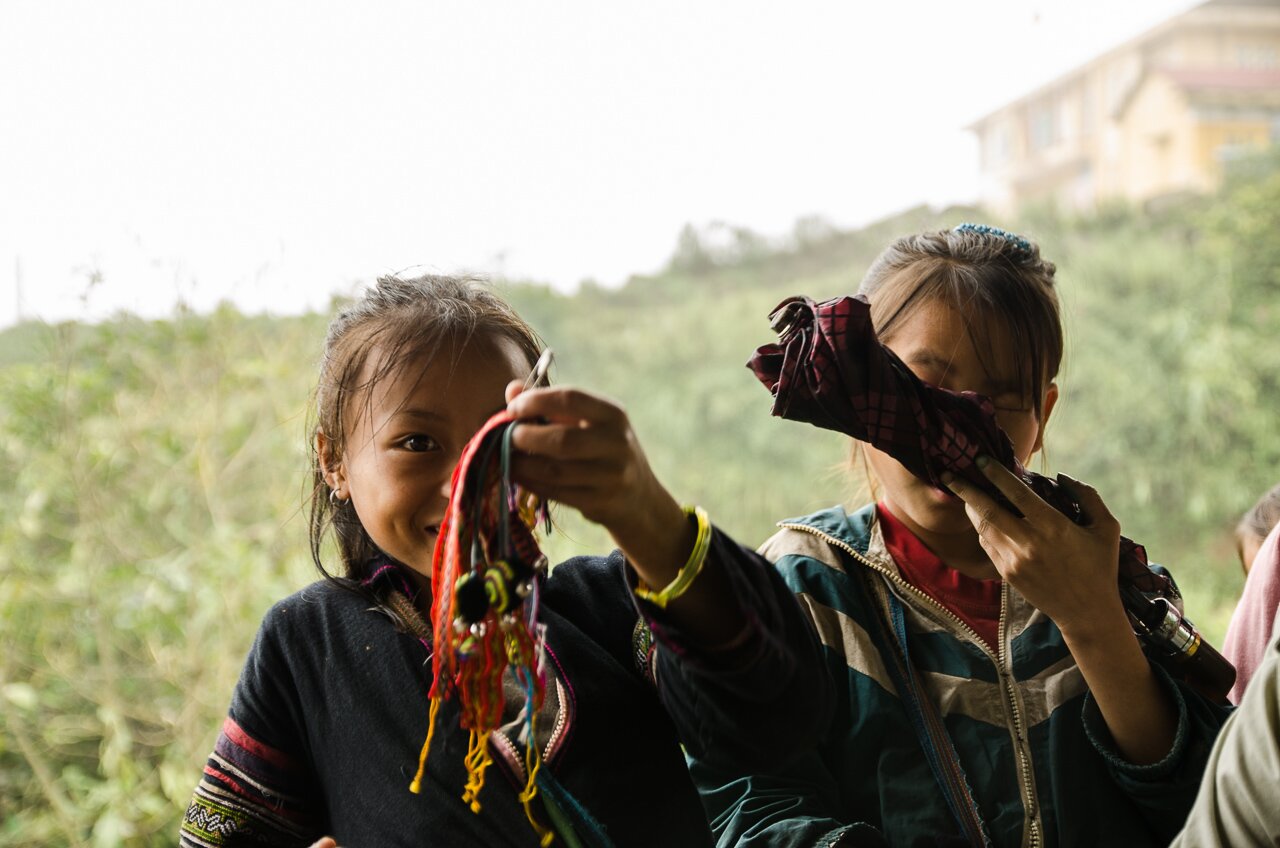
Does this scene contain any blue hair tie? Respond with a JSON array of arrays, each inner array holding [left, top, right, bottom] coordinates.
[[953, 222, 1032, 255]]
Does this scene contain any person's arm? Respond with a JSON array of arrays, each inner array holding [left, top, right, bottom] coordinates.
[[506, 384, 833, 765], [180, 605, 326, 847], [638, 527, 832, 768], [943, 462, 1177, 764], [681, 541, 884, 848], [506, 384, 741, 645], [943, 463, 1236, 841], [1171, 636, 1280, 847]]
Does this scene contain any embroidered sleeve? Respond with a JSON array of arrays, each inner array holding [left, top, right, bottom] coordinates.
[[181, 716, 322, 847]]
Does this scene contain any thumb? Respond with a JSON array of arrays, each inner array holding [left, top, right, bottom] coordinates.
[[505, 380, 526, 405], [1057, 473, 1114, 528]]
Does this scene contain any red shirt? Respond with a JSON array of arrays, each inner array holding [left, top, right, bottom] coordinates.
[[876, 503, 1003, 653]]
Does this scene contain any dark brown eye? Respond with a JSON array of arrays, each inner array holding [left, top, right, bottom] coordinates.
[[401, 435, 440, 452]]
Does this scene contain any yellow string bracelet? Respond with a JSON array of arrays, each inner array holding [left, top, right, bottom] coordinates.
[[634, 505, 712, 609]]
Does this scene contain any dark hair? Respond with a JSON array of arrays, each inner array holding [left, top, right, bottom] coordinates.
[[308, 273, 543, 587], [1237, 482, 1280, 560], [858, 227, 1063, 416]]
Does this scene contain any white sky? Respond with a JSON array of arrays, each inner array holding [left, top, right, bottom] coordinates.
[[0, 0, 1200, 327]]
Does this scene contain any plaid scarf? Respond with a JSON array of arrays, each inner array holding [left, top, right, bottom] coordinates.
[[747, 293, 1175, 601]]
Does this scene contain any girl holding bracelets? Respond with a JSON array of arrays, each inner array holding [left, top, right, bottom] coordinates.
[[180, 274, 829, 847]]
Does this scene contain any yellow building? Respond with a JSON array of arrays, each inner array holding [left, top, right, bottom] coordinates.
[[971, 0, 1280, 215]]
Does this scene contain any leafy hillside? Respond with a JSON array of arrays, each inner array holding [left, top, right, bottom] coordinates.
[[2, 157, 1278, 844]]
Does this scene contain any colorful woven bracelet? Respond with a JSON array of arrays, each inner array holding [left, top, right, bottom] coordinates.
[[634, 505, 712, 609]]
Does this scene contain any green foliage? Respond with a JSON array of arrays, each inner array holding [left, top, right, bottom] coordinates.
[[3, 156, 1279, 843], [0, 310, 323, 845]]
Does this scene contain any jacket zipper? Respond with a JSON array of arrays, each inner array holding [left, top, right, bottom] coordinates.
[[490, 727, 528, 785], [779, 522, 1043, 848], [489, 679, 567, 789], [996, 583, 1041, 848]]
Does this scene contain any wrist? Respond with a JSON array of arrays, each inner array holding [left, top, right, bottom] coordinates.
[[602, 470, 675, 535], [1056, 597, 1133, 650], [633, 505, 712, 609], [612, 488, 692, 579]]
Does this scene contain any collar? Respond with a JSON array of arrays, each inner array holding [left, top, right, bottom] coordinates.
[[775, 503, 905, 579], [777, 503, 876, 554]]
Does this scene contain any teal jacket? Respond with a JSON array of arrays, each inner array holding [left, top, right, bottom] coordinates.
[[692, 505, 1230, 848]]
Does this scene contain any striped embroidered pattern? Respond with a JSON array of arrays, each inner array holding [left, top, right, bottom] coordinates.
[[179, 717, 317, 847]]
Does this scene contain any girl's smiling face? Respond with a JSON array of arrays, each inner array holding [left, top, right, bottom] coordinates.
[[866, 296, 1058, 543], [320, 335, 530, 585]]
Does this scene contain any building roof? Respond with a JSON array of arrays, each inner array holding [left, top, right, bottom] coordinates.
[[1162, 67, 1280, 90], [967, 0, 1280, 130], [1108, 65, 1280, 119], [1203, 0, 1279, 8]]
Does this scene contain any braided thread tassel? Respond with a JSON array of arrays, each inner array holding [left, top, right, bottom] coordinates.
[[410, 411, 556, 840]]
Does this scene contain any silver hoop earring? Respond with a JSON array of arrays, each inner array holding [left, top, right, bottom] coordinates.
[[329, 489, 346, 508]]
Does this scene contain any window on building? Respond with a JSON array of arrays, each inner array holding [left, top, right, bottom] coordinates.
[[984, 125, 1012, 168], [1029, 100, 1060, 151], [1237, 45, 1278, 69], [1059, 96, 1076, 143], [1216, 132, 1261, 163]]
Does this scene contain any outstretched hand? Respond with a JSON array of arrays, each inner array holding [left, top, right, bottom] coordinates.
[[942, 459, 1126, 639], [506, 381, 745, 645], [504, 382, 688, 565]]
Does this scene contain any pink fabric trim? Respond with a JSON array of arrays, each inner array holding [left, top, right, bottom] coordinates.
[[1224, 523, 1280, 704]]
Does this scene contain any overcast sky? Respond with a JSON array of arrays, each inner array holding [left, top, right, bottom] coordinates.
[[1, 0, 1200, 327]]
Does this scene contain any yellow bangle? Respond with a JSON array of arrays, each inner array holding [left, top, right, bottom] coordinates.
[[634, 505, 712, 609]]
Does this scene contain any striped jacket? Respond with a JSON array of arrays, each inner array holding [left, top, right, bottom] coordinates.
[[692, 505, 1230, 848]]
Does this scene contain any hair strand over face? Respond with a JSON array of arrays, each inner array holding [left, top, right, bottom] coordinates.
[[858, 228, 1063, 417]]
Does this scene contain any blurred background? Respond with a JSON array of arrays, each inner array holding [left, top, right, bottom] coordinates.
[[3, 0, 1279, 844]]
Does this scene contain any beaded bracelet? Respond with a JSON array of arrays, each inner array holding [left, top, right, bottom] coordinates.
[[634, 505, 712, 609]]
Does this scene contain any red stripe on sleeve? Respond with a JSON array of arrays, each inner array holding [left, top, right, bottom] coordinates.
[[221, 716, 299, 771]]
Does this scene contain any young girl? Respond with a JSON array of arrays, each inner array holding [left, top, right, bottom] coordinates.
[[180, 274, 829, 847], [694, 227, 1231, 847]]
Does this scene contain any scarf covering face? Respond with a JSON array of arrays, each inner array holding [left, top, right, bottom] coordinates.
[[746, 293, 1173, 598]]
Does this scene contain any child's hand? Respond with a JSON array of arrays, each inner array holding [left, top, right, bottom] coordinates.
[[943, 461, 1127, 640], [505, 382, 686, 554], [507, 381, 746, 646]]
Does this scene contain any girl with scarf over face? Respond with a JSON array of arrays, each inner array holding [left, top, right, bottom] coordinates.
[[179, 274, 829, 848], [693, 227, 1230, 848]]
